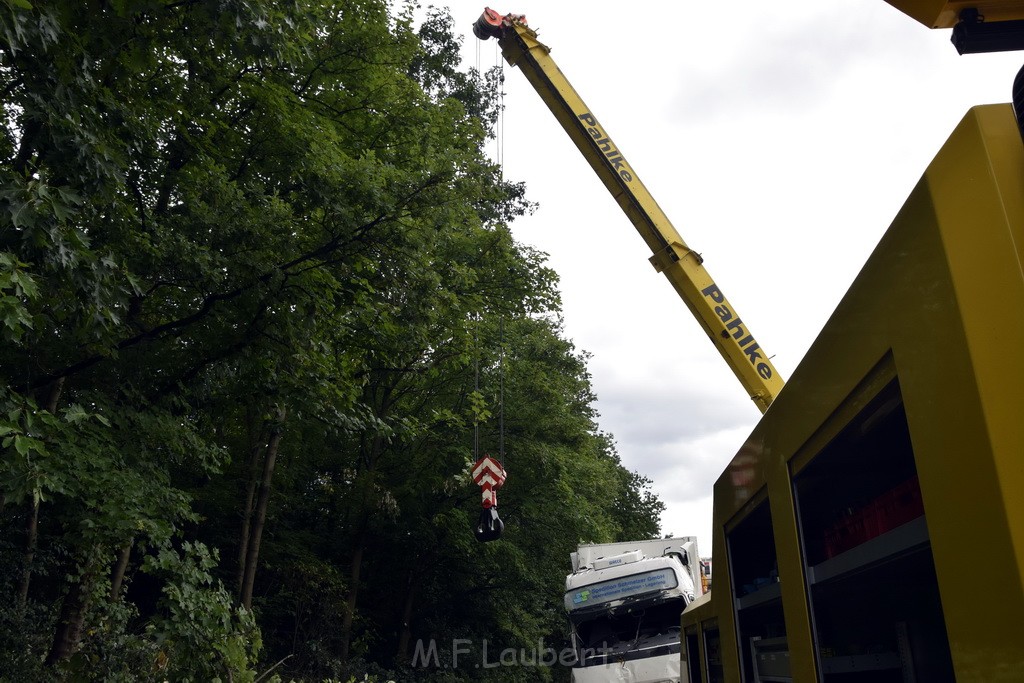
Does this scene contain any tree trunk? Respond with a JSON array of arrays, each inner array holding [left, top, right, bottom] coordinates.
[[17, 500, 38, 609], [20, 378, 65, 608], [46, 565, 94, 666], [338, 527, 366, 664], [236, 416, 267, 596], [109, 542, 132, 602], [395, 565, 418, 665], [240, 406, 286, 610], [339, 433, 384, 663], [12, 119, 42, 177]]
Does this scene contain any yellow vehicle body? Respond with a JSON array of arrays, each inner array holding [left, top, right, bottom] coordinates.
[[883, 0, 1024, 27], [681, 104, 1024, 682], [477, 11, 785, 413]]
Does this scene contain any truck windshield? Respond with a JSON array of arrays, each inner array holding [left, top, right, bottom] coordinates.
[[570, 597, 684, 667]]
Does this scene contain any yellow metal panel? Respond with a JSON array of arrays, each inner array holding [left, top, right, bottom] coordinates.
[[766, 460, 817, 683], [883, 0, 1024, 28], [909, 104, 1024, 677], [706, 104, 1024, 681]]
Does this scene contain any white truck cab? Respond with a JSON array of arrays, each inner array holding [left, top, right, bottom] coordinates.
[[565, 538, 701, 682]]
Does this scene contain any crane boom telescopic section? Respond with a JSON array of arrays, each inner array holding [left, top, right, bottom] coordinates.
[[475, 8, 784, 413]]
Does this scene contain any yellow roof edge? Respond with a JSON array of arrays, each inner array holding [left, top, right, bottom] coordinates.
[[883, 0, 1024, 29]]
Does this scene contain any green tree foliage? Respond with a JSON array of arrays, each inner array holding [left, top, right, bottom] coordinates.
[[0, 1, 665, 680]]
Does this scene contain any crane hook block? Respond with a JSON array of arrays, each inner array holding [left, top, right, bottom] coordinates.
[[471, 455, 507, 542], [475, 507, 504, 543]]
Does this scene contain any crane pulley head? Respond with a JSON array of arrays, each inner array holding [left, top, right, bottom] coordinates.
[[473, 7, 527, 40]]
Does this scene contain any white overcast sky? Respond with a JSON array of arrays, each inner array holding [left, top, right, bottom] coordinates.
[[432, 1, 1023, 556]]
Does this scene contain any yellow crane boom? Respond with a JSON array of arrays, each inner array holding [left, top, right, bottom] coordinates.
[[474, 9, 784, 413]]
